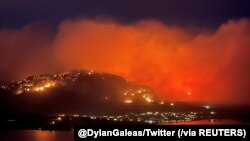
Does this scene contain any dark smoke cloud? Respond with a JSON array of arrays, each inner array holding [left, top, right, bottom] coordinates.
[[0, 21, 55, 83]]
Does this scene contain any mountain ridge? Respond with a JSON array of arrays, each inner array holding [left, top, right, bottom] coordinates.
[[0, 70, 157, 114]]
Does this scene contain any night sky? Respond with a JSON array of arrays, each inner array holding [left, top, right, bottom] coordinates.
[[1, 0, 250, 29], [1, 0, 250, 104]]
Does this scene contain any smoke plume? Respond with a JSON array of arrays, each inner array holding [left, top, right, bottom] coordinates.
[[1, 18, 250, 105]]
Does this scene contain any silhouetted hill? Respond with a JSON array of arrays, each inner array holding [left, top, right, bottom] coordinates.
[[0, 70, 156, 115]]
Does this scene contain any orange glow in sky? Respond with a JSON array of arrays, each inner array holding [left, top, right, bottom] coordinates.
[[1, 19, 250, 105]]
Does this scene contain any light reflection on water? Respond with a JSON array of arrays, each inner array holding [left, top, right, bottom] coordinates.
[[0, 119, 243, 141], [0, 130, 73, 141]]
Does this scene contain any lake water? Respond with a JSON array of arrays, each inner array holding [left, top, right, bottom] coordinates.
[[0, 130, 73, 141], [0, 119, 243, 141]]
